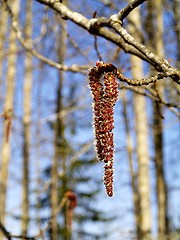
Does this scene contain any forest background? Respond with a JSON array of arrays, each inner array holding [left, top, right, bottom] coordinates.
[[0, 0, 180, 240]]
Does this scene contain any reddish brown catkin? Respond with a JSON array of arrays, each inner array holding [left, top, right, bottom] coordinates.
[[89, 62, 119, 197]]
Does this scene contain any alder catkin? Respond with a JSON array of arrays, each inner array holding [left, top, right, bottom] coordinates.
[[89, 62, 119, 197]]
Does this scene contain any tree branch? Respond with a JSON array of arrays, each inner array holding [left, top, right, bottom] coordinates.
[[0, 222, 12, 240], [117, 0, 147, 21], [34, 0, 180, 84], [0, 197, 68, 240], [4, 0, 89, 73], [0, 222, 36, 239], [117, 71, 169, 86], [34, 0, 152, 62], [120, 85, 180, 108], [109, 17, 180, 82], [34, 197, 67, 239]]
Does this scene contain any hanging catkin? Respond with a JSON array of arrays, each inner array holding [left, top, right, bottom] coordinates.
[[89, 61, 119, 197]]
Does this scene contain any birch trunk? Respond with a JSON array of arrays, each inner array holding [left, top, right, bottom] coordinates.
[[153, 0, 169, 237], [21, 0, 33, 236], [51, 2, 68, 239], [122, 95, 140, 239], [0, 2, 8, 88], [133, 69, 152, 240], [173, 0, 180, 68], [0, 1, 20, 239], [146, 1, 169, 238], [128, 6, 152, 240]]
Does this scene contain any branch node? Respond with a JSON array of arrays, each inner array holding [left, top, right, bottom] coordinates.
[[88, 17, 109, 33], [109, 14, 122, 27]]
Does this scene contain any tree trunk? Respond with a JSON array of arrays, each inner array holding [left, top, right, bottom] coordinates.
[[51, 2, 68, 239], [173, 0, 180, 68], [0, 1, 20, 239], [122, 94, 141, 239], [146, 0, 169, 238], [128, 6, 152, 240], [21, 0, 33, 236], [133, 68, 152, 240], [0, 2, 8, 89]]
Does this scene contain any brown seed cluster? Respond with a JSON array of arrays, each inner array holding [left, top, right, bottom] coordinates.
[[89, 62, 119, 197]]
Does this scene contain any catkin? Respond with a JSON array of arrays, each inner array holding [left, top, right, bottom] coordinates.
[[89, 62, 119, 197]]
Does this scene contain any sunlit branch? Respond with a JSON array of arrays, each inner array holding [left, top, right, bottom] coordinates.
[[4, 0, 89, 73], [34, 0, 180, 84], [117, 71, 169, 86], [119, 86, 180, 117], [109, 17, 180, 82], [117, 0, 147, 21], [34, 0, 150, 62]]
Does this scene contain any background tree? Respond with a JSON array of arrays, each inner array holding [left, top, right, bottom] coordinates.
[[0, 2, 20, 240], [128, 6, 152, 239], [21, 0, 33, 235], [144, 0, 169, 238]]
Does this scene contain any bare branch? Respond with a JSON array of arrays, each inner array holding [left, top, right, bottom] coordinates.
[[34, 0, 180, 84], [122, 84, 179, 106], [0, 221, 36, 240], [0, 197, 67, 240], [108, 18, 180, 84], [4, 0, 89, 73], [118, 0, 147, 21], [8, 235, 36, 240], [94, 35, 103, 62], [34, 197, 67, 239], [117, 71, 169, 86], [0, 222, 12, 240], [34, 0, 151, 62]]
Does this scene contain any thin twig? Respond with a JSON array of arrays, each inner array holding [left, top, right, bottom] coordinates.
[[4, 0, 89, 73], [118, 0, 147, 21], [35, 197, 67, 238], [34, 0, 180, 84], [0, 221, 36, 240], [117, 71, 168, 86], [119, 85, 180, 118], [94, 35, 103, 62], [1, 197, 68, 240], [34, 0, 155, 63], [0, 222, 12, 240], [108, 19, 180, 83], [9, 235, 36, 240]]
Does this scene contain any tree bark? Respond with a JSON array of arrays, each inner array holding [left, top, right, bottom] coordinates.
[[0, 2, 8, 88], [145, 1, 169, 238], [51, 2, 68, 239], [128, 5, 152, 240], [0, 1, 20, 239], [122, 94, 141, 239], [21, 0, 33, 236], [173, 0, 180, 68]]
